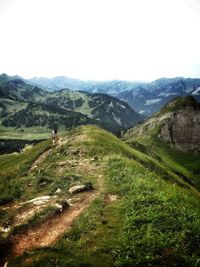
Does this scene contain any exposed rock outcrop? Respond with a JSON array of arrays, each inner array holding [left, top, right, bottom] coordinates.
[[160, 105, 200, 152], [124, 96, 200, 152]]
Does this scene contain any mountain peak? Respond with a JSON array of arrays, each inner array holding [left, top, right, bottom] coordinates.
[[160, 95, 200, 114], [6, 78, 26, 87]]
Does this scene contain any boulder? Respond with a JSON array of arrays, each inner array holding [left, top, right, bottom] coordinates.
[[68, 185, 86, 194]]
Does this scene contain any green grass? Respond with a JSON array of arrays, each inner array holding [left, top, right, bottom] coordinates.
[[106, 156, 200, 266], [0, 126, 51, 140], [2, 125, 200, 267], [127, 135, 200, 191], [82, 126, 199, 193], [8, 126, 200, 267], [0, 139, 52, 204]]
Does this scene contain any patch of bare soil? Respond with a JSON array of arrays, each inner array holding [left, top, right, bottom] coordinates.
[[10, 191, 97, 258]]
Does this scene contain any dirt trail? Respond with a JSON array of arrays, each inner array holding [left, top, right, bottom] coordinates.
[[10, 192, 97, 257], [4, 134, 105, 263], [30, 136, 75, 171], [30, 148, 53, 171]]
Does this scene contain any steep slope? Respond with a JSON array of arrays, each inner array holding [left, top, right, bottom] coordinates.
[[0, 126, 200, 267], [0, 79, 143, 134], [45, 90, 143, 128], [123, 96, 200, 190], [125, 96, 200, 151], [159, 96, 200, 151]]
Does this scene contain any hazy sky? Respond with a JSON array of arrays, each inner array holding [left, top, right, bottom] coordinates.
[[0, 0, 200, 81]]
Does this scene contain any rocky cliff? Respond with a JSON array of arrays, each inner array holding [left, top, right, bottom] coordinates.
[[160, 105, 200, 152], [124, 96, 200, 152]]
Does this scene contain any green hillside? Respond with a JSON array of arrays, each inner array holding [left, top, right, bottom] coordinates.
[[0, 126, 200, 267], [126, 135, 200, 191], [123, 96, 200, 191], [0, 78, 143, 138]]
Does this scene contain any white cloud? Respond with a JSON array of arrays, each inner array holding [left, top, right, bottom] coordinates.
[[0, 0, 200, 80]]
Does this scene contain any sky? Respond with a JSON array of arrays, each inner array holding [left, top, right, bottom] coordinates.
[[0, 0, 200, 81]]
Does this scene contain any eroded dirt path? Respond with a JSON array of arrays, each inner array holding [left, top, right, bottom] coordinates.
[[30, 148, 53, 171], [10, 191, 97, 257], [3, 133, 108, 265]]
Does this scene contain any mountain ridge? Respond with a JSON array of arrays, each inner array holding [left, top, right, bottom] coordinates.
[[0, 77, 143, 134], [2, 73, 200, 117], [28, 74, 200, 116]]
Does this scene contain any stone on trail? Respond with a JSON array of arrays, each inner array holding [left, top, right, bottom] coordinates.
[[68, 182, 93, 194], [55, 188, 62, 194], [26, 196, 51, 205], [0, 227, 11, 233], [54, 203, 63, 212], [68, 185, 86, 194]]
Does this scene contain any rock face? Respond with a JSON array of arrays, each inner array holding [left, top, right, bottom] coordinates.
[[160, 106, 200, 152]]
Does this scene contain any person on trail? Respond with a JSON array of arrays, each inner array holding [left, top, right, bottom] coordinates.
[[52, 128, 58, 145]]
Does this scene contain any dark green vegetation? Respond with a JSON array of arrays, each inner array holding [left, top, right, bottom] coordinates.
[[1, 126, 199, 267], [0, 75, 143, 137], [0, 139, 44, 154]]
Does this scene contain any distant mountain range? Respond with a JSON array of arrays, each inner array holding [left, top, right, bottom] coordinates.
[[0, 76, 143, 133], [28, 75, 200, 116], [28, 76, 141, 94], [1, 73, 200, 118]]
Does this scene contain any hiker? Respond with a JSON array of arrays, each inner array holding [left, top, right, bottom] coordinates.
[[52, 128, 58, 145]]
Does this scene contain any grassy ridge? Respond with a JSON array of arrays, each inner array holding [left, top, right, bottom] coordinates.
[[126, 135, 200, 191], [8, 126, 200, 267], [0, 139, 52, 204], [84, 127, 199, 194]]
